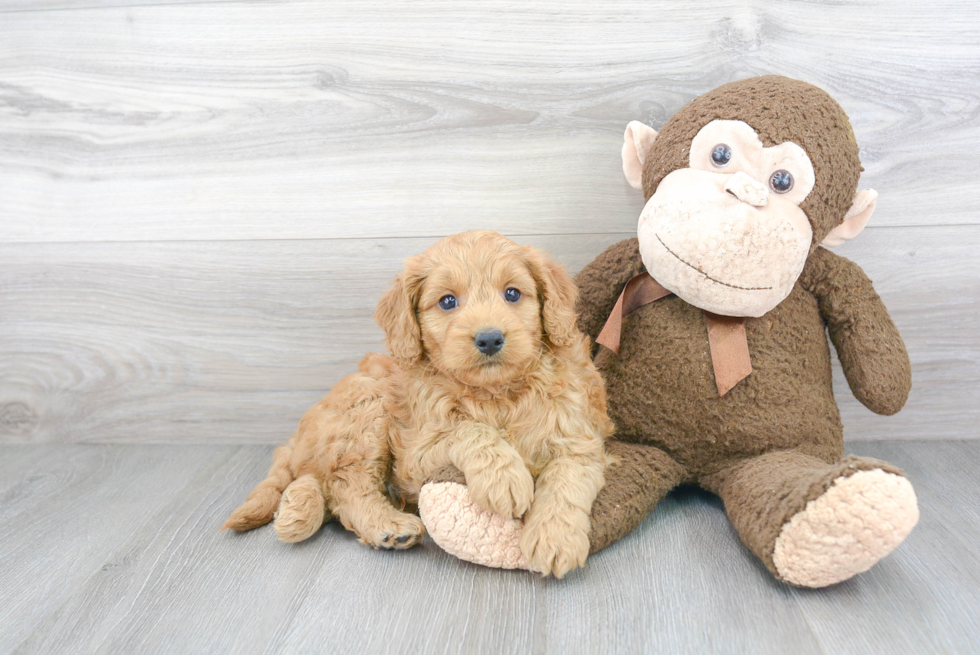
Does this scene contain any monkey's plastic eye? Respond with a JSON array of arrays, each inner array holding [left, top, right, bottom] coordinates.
[[770, 170, 794, 193], [504, 288, 521, 303], [439, 295, 457, 310], [711, 144, 732, 167]]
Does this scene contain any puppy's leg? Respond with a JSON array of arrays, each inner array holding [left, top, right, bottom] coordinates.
[[327, 471, 424, 550], [297, 354, 423, 549], [446, 422, 535, 520], [520, 452, 606, 578], [274, 474, 327, 543]]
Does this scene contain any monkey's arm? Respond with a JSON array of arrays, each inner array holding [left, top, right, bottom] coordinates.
[[574, 238, 646, 344], [799, 246, 911, 415]]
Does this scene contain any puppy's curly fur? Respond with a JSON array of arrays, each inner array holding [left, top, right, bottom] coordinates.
[[224, 231, 613, 577]]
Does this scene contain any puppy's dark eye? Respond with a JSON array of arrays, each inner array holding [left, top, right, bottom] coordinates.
[[770, 170, 794, 193], [438, 295, 457, 310], [504, 288, 521, 303], [711, 144, 732, 167]]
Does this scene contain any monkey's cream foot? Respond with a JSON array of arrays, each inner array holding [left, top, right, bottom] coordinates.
[[418, 482, 540, 572], [773, 469, 919, 588]]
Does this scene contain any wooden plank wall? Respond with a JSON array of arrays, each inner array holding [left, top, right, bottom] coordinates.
[[1, 0, 977, 444]]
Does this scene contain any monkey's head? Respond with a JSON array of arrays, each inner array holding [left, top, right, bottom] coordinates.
[[623, 76, 877, 317]]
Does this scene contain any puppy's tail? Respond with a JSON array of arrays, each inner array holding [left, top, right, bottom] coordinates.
[[222, 444, 294, 532]]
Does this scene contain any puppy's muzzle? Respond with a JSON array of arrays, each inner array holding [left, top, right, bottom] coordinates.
[[474, 329, 505, 357]]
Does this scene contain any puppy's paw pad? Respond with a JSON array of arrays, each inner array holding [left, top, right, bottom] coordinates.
[[419, 482, 537, 571], [361, 514, 425, 550], [774, 469, 919, 587]]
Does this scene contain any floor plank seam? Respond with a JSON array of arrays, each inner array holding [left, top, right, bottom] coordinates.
[[0, 223, 972, 249]]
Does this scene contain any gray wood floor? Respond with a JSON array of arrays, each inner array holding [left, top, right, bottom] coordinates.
[[1, 440, 977, 655]]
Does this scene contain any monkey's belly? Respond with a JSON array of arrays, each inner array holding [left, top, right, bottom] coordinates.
[[595, 287, 843, 475]]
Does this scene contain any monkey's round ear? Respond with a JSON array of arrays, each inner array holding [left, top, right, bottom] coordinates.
[[622, 121, 659, 190], [821, 189, 878, 247]]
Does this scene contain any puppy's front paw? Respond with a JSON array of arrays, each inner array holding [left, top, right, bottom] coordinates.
[[465, 448, 534, 519], [519, 509, 590, 579]]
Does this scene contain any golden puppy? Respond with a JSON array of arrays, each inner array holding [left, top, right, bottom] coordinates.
[[223, 231, 612, 577]]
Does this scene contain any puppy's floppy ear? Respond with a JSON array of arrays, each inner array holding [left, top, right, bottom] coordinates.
[[522, 245, 580, 348], [375, 255, 425, 365]]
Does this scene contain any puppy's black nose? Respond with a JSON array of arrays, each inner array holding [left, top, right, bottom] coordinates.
[[474, 329, 505, 357]]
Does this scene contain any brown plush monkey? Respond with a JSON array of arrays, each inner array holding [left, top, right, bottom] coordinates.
[[419, 76, 918, 587]]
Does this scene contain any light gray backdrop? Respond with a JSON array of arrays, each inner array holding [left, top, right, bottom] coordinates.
[[1, 0, 977, 444]]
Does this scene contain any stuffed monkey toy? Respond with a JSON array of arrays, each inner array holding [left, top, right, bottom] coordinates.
[[418, 76, 918, 587]]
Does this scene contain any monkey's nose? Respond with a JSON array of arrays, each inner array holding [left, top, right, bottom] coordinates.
[[724, 171, 769, 207], [474, 329, 505, 357]]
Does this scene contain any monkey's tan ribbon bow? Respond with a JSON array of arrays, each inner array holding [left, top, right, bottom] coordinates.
[[595, 272, 752, 396]]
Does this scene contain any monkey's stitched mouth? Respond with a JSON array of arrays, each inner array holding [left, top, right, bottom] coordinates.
[[655, 234, 773, 291]]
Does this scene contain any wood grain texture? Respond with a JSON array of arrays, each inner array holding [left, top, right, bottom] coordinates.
[[2, 2, 976, 647], [1, 0, 977, 446], [0, 1, 236, 13], [2, 227, 976, 445], [0, 0, 977, 243], [0, 232, 623, 444], [11, 445, 320, 655], [0, 444, 230, 653], [2, 441, 978, 654]]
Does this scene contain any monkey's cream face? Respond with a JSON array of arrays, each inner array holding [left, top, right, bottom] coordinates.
[[637, 120, 816, 318]]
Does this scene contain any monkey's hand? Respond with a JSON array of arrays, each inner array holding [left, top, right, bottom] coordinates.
[[800, 246, 911, 415]]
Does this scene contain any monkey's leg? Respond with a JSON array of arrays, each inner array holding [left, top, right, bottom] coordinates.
[[701, 450, 919, 588], [588, 441, 687, 554], [417, 442, 686, 571]]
